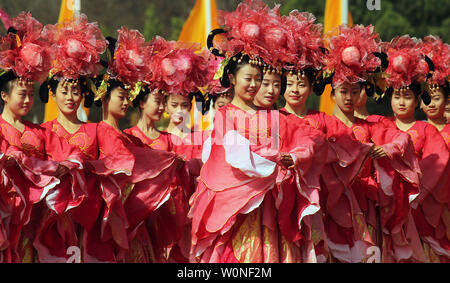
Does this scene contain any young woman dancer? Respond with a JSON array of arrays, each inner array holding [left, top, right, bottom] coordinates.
[[384, 35, 449, 262], [0, 13, 85, 262], [33, 14, 108, 262], [87, 28, 181, 262]]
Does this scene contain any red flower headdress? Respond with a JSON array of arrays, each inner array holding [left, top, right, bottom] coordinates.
[[382, 35, 425, 90], [147, 36, 212, 97], [283, 10, 325, 74], [42, 13, 107, 80], [205, 57, 230, 96], [208, 0, 296, 76], [323, 24, 382, 88], [94, 27, 153, 102], [419, 35, 450, 88], [0, 12, 52, 84]]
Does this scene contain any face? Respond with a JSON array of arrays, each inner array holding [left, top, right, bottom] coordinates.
[[165, 93, 192, 125], [53, 80, 82, 116], [140, 90, 165, 122], [1, 79, 34, 117], [390, 89, 418, 119], [253, 72, 281, 109], [355, 86, 368, 108], [421, 89, 446, 120], [229, 64, 262, 103], [284, 74, 312, 108], [332, 82, 361, 113], [214, 94, 232, 110], [105, 86, 129, 119], [445, 97, 450, 124]]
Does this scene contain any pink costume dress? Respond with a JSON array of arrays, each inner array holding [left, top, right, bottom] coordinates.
[[124, 126, 192, 262], [32, 119, 102, 262], [274, 109, 328, 262], [190, 104, 324, 263], [395, 120, 450, 262], [348, 117, 423, 262], [86, 121, 179, 262], [0, 116, 84, 262]]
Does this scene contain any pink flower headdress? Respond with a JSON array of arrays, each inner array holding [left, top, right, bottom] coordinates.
[[0, 12, 52, 85]]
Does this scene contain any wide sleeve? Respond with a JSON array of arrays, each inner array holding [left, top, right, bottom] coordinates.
[[419, 125, 449, 194]]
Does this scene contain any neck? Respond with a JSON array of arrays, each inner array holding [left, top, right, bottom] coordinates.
[[395, 115, 416, 125], [427, 116, 446, 131], [102, 112, 121, 131], [231, 96, 257, 112], [284, 103, 308, 118], [57, 111, 81, 126], [137, 115, 156, 133], [1, 107, 23, 125], [354, 106, 370, 120], [335, 107, 356, 127], [167, 121, 186, 138]]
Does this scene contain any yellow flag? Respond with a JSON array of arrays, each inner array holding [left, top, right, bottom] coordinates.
[[45, 0, 89, 122], [178, 0, 219, 131], [320, 0, 353, 115], [178, 0, 218, 48]]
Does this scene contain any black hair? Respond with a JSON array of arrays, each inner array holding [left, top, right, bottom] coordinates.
[[219, 53, 263, 89], [131, 85, 153, 109], [93, 78, 126, 107], [385, 82, 423, 110], [0, 70, 17, 94], [285, 67, 329, 96], [421, 81, 450, 106], [39, 76, 95, 107]]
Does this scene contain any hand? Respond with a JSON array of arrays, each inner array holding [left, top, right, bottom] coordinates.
[[175, 155, 186, 171], [369, 145, 387, 159], [54, 164, 70, 178], [281, 154, 294, 169]]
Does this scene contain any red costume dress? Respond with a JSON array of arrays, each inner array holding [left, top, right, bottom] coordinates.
[[86, 121, 179, 262], [190, 104, 325, 263], [124, 126, 192, 262], [280, 110, 376, 262], [275, 110, 328, 262], [350, 117, 423, 262], [397, 121, 450, 262], [0, 117, 84, 262], [32, 119, 102, 262]]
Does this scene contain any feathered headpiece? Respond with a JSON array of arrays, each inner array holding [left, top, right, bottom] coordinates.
[[207, 0, 296, 82], [94, 27, 152, 103], [283, 10, 325, 74], [142, 36, 213, 114], [323, 25, 382, 89], [0, 12, 52, 85], [419, 36, 450, 91], [39, 14, 107, 105], [147, 36, 211, 97], [382, 35, 426, 91]]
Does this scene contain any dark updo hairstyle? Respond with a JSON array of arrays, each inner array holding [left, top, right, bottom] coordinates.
[[207, 28, 263, 90], [92, 36, 128, 107], [419, 56, 450, 105], [38, 75, 95, 107], [285, 66, 330, 97], [384, 82, 423, 110]]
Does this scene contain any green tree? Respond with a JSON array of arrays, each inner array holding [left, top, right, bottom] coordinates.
[[374, 8, 414, 41], [143, 3, 164, 40]]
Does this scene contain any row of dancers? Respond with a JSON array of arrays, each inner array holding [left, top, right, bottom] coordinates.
[[0, 0, 449, 263]]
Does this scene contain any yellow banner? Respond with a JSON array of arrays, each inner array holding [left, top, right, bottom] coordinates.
[[178, 0, 219, 131], [45, 0, 90, 122], [320, 0, 353, 115]]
